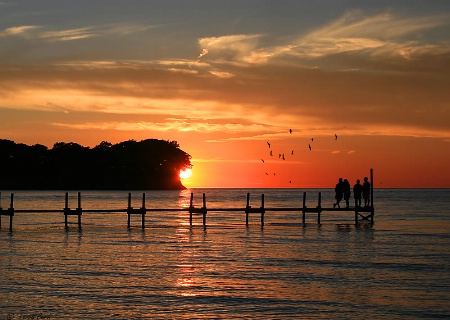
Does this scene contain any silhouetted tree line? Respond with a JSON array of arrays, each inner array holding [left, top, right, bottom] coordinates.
[[0, 139, 192, 190]]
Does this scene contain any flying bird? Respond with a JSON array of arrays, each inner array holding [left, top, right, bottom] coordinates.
[[282, 154, 285, 160], [289, 129, 293, 134], [291, 150, 294, 155], [261, 159, 265, 163], [308, 144, 311, 151], [279, 154, 281, 158], [335, 134, 338, 140], [270, 150, 273, 156], [311, 138, 314, 142], [267, 142, 271, 148]]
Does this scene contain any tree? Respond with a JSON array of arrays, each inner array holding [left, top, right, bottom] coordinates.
[[0, 139, 192, 190]]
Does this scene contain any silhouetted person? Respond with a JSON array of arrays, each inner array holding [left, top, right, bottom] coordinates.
[[363, 177, 371, 207], [343, 179, 351, 208], [353, 179, 363, 207], [333, 178, 344, 208]]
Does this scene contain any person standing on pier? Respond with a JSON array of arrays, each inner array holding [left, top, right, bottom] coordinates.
[[353, 179, 363, 208], [333, 178, 344, 208], [362, 177, 371, 207], [343, 179, 351, 208]]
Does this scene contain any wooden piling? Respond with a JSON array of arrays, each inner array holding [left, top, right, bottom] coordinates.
[[245, 192, 250, 226], [142, 192, 146, 229], [302, 192, 306, 226], [187, 192, 207, 227], [127, 192, 132, 229], [370, 168, 374, 224], [261, 194, 265, 227], [64, 192, 69, 229], [202, 193, 207, 226], [63, 192, 82, 230], [189, 192, 194, 226], [125, 192, 146, 229], [8, 193, 14, 232], [317, 192, 322, 225], [77, 192, 82, 229]]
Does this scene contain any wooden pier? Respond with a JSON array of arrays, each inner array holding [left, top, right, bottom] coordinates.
[[1, 170, 375, 232], [0, 193, 374, 232]]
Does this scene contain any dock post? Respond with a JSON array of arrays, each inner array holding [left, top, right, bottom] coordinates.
[[9, 193, 14, 232], [127, 192, 132, 229], [0, 191, 2, 229], [355, 208, 358, 225], [261, 194, 265, 227], [64, 192, 69, 229], [141, 193, 146, 229], [370, 168, 374, 224], [189, 193, 193, 226], [202, 193, 207, 227], [317, 192, 321, 225], [77, 192, 82, 230], [245, 192, 250, 226], [302, 192, 306, 226]]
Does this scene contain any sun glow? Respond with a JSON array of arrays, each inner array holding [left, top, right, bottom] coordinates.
[[179, 168, 192, 179]]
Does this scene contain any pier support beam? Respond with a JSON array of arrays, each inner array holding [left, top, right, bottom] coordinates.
[[64, 192, 82, 230], [302, 192, 306, 226], [0, 193, 15, 232], [317, 192, 322, 225], [245, 193, 265, 227], [188, 193, 207, 227], [127, 193, 146, 229]]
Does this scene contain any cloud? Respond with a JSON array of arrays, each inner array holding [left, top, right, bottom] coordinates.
[[50, 119, 275, 134], [0, 23, 156, 43], [0, 25, 38, 37], [198, 34, 263, 64], [194, 11, 450, 68], [38, 27, 95, 41]]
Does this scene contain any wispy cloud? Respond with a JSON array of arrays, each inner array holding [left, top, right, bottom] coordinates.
[[0, 25, 38, 37], [0, 23, 156, 42], [195, 11, 450, 67], [39, 27, 95, 41], [51, 119, 275, 134]]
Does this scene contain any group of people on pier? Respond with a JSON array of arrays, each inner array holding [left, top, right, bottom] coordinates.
[[333, 177, 370, 209]]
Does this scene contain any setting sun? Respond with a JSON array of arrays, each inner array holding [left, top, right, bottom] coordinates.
[[179, 168, 192, 180]]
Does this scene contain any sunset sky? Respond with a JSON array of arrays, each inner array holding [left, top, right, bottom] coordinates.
[[1, 0, 449, 188]]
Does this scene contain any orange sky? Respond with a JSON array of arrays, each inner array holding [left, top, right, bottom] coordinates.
[[1, 1, 449, 188]]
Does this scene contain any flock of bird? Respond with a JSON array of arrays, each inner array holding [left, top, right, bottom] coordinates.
[[260, 129, 339, 184]]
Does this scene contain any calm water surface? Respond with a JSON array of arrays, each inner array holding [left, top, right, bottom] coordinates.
[[1, 189, 449, 319]]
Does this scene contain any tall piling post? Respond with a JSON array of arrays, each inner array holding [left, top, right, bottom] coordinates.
[[64, 192, 69, 229], [317, 192, 322, 225], [302, 192, 306, 226], [127, 192, 132, 229], [8, 193, 14, 232], [77, 192, 82, 230], [261, 194, 265, 227], [202, 193, 207, 227], [0, 191, 2, 229], [141, 193, 146, 229], [245, 192, 250, 226], [370, 168, 374, 224], [189, 193, 194, 226]]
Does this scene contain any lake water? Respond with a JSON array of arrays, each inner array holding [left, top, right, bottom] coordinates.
[[1, 188, 449, 319]]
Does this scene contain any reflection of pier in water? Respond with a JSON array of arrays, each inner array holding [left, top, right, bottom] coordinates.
[[1, 170, 375, 232]]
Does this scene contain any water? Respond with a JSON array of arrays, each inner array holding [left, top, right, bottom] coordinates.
[[1, 189, 449, 319]]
